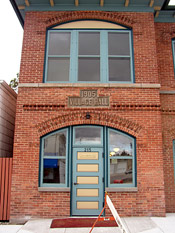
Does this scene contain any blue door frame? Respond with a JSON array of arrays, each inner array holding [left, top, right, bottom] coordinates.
[[71, 147, 104, 216]]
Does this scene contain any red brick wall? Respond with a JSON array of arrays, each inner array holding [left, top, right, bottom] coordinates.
[[11, 11, 167, 220], [155, 23, 175, 213]]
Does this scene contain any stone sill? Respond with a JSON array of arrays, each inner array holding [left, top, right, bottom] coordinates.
[[38, 187, 137, 192], [38, 187, 70, 192], [19, 83, 161, 89], [106, 187, 138, 192]]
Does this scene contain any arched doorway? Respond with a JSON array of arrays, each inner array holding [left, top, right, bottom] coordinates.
[[40, 125, 136, 216]]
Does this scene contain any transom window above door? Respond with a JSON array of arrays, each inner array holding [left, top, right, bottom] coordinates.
[[44, 21, 134, 83]]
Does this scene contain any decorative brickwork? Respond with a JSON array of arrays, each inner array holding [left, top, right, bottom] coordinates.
[[35, 110, 142, 137], [44, 11, 135, 28]]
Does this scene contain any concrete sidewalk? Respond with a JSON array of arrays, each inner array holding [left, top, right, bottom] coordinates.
[[0, 214, 175, 233]]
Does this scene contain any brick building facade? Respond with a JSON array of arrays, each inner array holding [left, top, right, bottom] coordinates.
[[10, 0, 175, 220]]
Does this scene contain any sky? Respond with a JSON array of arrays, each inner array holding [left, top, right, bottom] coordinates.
[[0, 1, 23, 85], [169, 0, 175, 5]]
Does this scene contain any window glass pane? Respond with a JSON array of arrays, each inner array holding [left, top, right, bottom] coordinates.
[[108, 32, 130, 55], [109, 130, 133, 157], [79, 32, 100, 55], [47, 57, 69, 81], [48, 32, 70, 55], [110, 159, 132, 184], [44, 130, 67, 157], [109, 57, 131, 82], [43, 159, 65, 184], [75, 127, 101, 144], [78, 58, 100, 81]]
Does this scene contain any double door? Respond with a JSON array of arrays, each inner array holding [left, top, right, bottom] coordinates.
[[72, 147, 104, 216]]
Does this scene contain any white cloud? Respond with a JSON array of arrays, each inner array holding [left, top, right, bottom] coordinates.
[[0, 1, 23, 84], [169, 0, 175, 5]]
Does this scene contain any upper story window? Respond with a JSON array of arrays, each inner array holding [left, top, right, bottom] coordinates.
[[44, 20, 134, 83]]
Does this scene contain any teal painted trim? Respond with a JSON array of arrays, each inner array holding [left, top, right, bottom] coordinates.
[[173, 140, 175, 183], [134, 138, 137, 186], [101, 31, 108, 82], [154, 18, 175, 23], [172, 40, 175, 79], [73, 125, 103, 147], [25, 6, 154, 12], [129, 30, 134, 83], [40, 128, 69, 187], [107, 128, 136, 188], [70, 31, 77, 83], [131, 29, 135, 83], [44, 30, 50, 83]]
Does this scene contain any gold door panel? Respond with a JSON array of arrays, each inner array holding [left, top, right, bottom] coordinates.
[[77, 189, 99, 197], [77, 152, 99, 160], [77, 164, 99, 172], [77, 176, 99, 184], [77, 201, 99, 209]]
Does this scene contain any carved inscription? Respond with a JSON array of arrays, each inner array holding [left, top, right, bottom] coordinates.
[[68, 90, 109, 107]]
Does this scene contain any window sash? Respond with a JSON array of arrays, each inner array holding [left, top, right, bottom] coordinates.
[[108, 129, 136, 187], [44, 29, 134, 83], [40, 128, 68, 187]]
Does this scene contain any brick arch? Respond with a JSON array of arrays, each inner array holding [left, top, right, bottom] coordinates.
[[35, 111, 142, 138], [44, 11, 135, 29]]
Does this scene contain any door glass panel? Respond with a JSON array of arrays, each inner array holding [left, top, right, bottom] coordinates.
[[110, 159, 132, 184], [77, 152, 99, 160], [77, 176, 99, 184], [77, 202, 99, 209], [79, 32, 100, 55], [77, 164, 99, 172], [43, 159, 65, 184], [48, 32, 70, 55], [47, 57, 69, 81], [44, 130, 67, 157], [75, 127, 101, 144], [78, 58, 100, 81], [109, 57, 131, 82], [109, 130, 133, 157], [108, 32, 130, 55], [77, 189, 99, 197]]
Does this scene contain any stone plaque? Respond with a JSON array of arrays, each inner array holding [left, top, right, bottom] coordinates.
[[68, 90, 109, 107]]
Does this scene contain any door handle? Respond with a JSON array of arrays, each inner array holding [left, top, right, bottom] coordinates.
[[74, 182, 79, 185]]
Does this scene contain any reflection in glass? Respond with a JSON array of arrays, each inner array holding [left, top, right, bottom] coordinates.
[[75, 127, 101, 144], [47, 57, 70, 81], [44, 130, 67, 156], [78, 58, 100, 81], [109, 130, 133, 157], [79, 32, 100, 55], [48, 32, 70, 55], [43, 159, 65, 184], [110, 159, 132, 184], [109, 57, 131, 82], [108, 32, 130, 56]]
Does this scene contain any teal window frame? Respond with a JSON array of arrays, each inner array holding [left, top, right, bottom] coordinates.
[[40, 128, 69, 187], [172, 40, 175, 76], [44, 29, 134, 83], [39, 126, 136, 188], [73, 125, 103, 147], [107, 128, 136, 187], [173, 140, 175, 183]]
